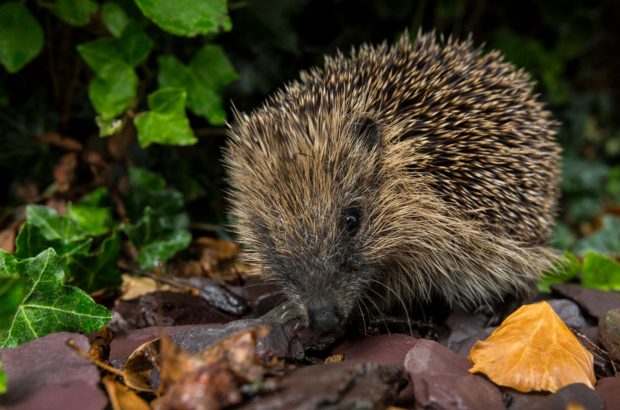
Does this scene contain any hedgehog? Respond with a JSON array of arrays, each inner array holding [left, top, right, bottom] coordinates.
[[224, 30, 561, 337]]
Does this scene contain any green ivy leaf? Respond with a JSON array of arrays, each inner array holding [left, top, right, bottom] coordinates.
[[536, 251, 581, 293], [0, 249, 111, 348], [48, 0, 99, 27], [158, 45, 238, 125], [573, 216, 620, 258], [77, 22, 152, 120], [581, 252, 620, 291], [134, 0, 231, 37], [134, 88, 198, 148], [102, 1, 130, 37], [0, 2, 45, 73], [69, 204, 113, 237], [78, 187, 112, 208], [25, 205, 88, 243], [14, 222, 92, 268], [67, 232, 121, 293], [124, 207, 191, 270], [124, 168, 184, 222], [0, 271, 23, 339]]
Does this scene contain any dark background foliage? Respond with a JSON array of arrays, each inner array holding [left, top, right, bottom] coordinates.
[[2, 0, 619, 245]]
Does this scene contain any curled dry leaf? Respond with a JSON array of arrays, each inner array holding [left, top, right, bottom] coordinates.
[[102, 374, 151, 410], [124, 338, 162, 392], [119, 274, 174, 300], [89, 325, 113, 363], [468, 301, 595, 393]]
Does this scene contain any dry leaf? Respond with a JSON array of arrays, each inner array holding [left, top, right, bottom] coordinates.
[[54, 152, 78, 192], [0, 226, 17, 253], [102, 374, 151, 410], [124, 338, 162, 392], [468, 301, 595, 393], [120, 274, 174, 300], [33, 132, 83, 151], [89, 325, 113, 363]]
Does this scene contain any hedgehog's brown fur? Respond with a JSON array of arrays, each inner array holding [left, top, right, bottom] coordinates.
[[224, 31, 561, 326]]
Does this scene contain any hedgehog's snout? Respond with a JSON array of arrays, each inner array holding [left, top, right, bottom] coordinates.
[[306, 297, 346, 337]]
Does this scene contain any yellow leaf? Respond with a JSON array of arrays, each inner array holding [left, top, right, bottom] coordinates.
[[468, 301, 595, 393]]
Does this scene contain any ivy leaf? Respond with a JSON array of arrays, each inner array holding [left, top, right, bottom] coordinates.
[[0, 271, 23, 339], [468, 301, 595, 393], [0, 249, 111, 348], [0, 2, 45, 73], [536, 252, 581, 293], [14, 222, 92, 268], [77, 22, 152, 121], [67, 232, 122, 293], [48, 0, 99, 27], [134, 88, 198, 148], [124, 168, 184, 222], [134, 0, 232, 37], [158, 45, 238, 125], [573, 216, 620, 258], [25, 205, 89, 243], [581, 252, 620, 291], [102, 1, 130, 37], [78, 187, 113, 208], [69, 204, 113, 237], [124, 207, 191, 270]]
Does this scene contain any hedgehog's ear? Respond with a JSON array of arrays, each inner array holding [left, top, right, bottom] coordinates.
[[354, 117, 382, 153]]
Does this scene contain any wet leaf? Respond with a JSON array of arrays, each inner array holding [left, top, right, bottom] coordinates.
[[158, 45, 238, 125], [134, 0, 232, 37], [537, 251, 581, 293], [0, 2, 44, 73], [581, 252, 620, 291], [134, 88, 198, 148], [101, 2, 130, 37], [48, 0, 99, 27], [67, 231, 122, 293], [0, 248, 111, 348], [468, 301, 595, 393]]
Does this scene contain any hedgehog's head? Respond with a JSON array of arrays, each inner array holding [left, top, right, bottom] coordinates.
[[226, 110, 399, 336]]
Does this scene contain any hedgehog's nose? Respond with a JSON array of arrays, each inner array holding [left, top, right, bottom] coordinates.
[[307, 299, 345, 337]]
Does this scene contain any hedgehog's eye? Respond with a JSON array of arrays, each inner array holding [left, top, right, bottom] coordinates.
[[344, 210, 361, 236]]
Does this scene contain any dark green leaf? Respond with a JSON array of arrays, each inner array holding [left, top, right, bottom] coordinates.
[[536, 251, 581, 293], [25, 205, 87, 242], [573, 216, 620, 257], [69, 204, 113, 236], [134, 0, 232, 37], [581, 252, 620, 291], [123, 168, 184, 222], [102, 1, 130, 37], [49, 0, 99, 27], [134, 88, 198, 147], [88, 62, 138, 118], [0, 2, 45, 73], [67, 232, 121, 293], [124, 207, 191, 270], [78, 187, 112, 208], [0, 271, 23, 340], [14, 222, 92, 267], [0, 249, 111, 348], [158, 45, 238, 125]]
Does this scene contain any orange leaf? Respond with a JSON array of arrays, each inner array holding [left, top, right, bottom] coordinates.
[[468, 301, 595, 393]]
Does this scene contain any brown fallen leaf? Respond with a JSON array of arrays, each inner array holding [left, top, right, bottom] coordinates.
[[468, 301, 595, 393], [152, 327, 269, 410], [102, 374, 151, 410], [0, 225, 17, 253], [33, 132, 84, 151], [54, 152, 78, 193], [119, 274, 174, 301], [124, 338, 162, 392]]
